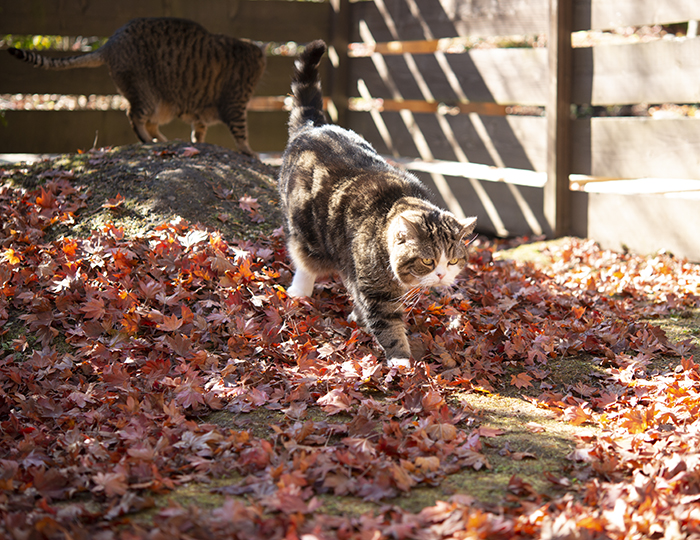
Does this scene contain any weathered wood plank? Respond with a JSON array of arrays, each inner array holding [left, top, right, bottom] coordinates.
[[349, 113, 700, 182], [8, 111, 697, 182], [0, 52, 118, 95], [0, 110, 289, 153], [349, 36, 700, 107], [572, 117, 700, 181], [584, 191, 700, 261], [421, 176, 700, 261], [348, 50, 548, 105], [572, 37, 700, 105], [350, 0, 549, 42], [574, 0, 700, 32], [349, 0, 700, 41], [0, 0, 330, 43], [8, 36, 700, 108], [347, 111, 547, 171], [328, 0, 352, 125]]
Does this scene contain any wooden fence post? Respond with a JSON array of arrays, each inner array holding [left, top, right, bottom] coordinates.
[[545, 0, 573, 237]]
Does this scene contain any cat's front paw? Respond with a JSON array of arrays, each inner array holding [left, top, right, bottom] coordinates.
[[387, 357, 411, 370], [286, 284, 308, 298]]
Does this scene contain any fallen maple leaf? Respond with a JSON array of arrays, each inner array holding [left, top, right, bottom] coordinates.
[[415, 456, 440, 473], [180, 146, 201, 157], [102, 193, 125, 209], [426, 423, 458, 442], [477, 426, 504, 437], [525, 422, 546, 433], [392, 463, 416, 492], [510, 451, 537, 461], [157, 313, 183, 332], [80, 297, 106, 320], [92, 471, 128, 497], [239, 195, 260, 213], [174, 377, 206, 409], [317, 388, 353, 414], [511, 372, 533, 389], [563, 404, 594, 426], [2, 248, 20, 265]]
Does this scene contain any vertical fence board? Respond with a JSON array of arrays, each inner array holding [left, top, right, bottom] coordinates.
[[545, 0, 573, 237]]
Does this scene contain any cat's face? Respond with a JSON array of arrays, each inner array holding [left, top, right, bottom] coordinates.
[[388, 208, 477, 289]]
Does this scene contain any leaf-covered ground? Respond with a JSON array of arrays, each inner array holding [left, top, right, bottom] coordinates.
[[1, 142, 700, 539]]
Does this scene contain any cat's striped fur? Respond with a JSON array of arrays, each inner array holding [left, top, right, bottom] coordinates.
[[8, 18, 265, 155], [279, 40, 477, 367]]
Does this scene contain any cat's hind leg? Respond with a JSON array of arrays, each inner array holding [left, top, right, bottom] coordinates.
[[192, 121, 207, 143], [128, 113, 156, 143], [145, 121, 167, 143], [219, 100, 255, 156], [123, 93, 159, 143]]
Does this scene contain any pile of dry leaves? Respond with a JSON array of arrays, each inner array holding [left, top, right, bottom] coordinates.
[[1, 144, 700, 539]]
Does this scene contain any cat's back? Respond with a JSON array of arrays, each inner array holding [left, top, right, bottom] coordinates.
[[103, 18, 263, 83], [284, 123, 428, 201], [285, 123, 391, 182]]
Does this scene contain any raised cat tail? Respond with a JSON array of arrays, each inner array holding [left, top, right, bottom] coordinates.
[[8, 48, 104, 70], [288, 40, 327, 136]]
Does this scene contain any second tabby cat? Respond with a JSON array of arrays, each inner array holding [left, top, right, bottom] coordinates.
[[279, 40, 477, 367], [8, 17, 265, 155]]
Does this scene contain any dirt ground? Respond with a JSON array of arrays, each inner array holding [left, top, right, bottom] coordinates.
[[3, 141, 282, 241]]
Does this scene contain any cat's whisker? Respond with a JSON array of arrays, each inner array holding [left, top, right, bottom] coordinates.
[[400, 286, 429, 317]]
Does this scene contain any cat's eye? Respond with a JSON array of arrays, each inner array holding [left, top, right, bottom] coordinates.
[[421, 258, 434, 267], [448, 258, 461, 265]]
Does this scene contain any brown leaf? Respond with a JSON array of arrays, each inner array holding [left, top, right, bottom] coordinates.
[[525, 422, 546, 433], [102, 193, 125, 209], [477, 426, 504, 438], [179, 146, 201, 157], [92, 471, 128, 497], [511, 372, 533, 389], [317, 388, 353, 414], [426, 423, 457, 442], [415, 456, 440, 473], [158, 313, 183, 332]]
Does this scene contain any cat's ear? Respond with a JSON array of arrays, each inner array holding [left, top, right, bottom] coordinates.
[[394, 213, 422, 242], [458, 216, 477, 239]]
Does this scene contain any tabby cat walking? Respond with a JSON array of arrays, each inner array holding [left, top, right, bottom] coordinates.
[[279, 40, 477, 367], [8, 18, 265, 155]]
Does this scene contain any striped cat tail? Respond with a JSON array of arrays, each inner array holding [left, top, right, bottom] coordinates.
[[288, 39, 327, 135], [8, 48, 105, 70]]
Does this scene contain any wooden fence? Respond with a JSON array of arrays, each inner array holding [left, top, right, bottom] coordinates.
[[2, 0, 700, 259], [345, 0, 700, 260]]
